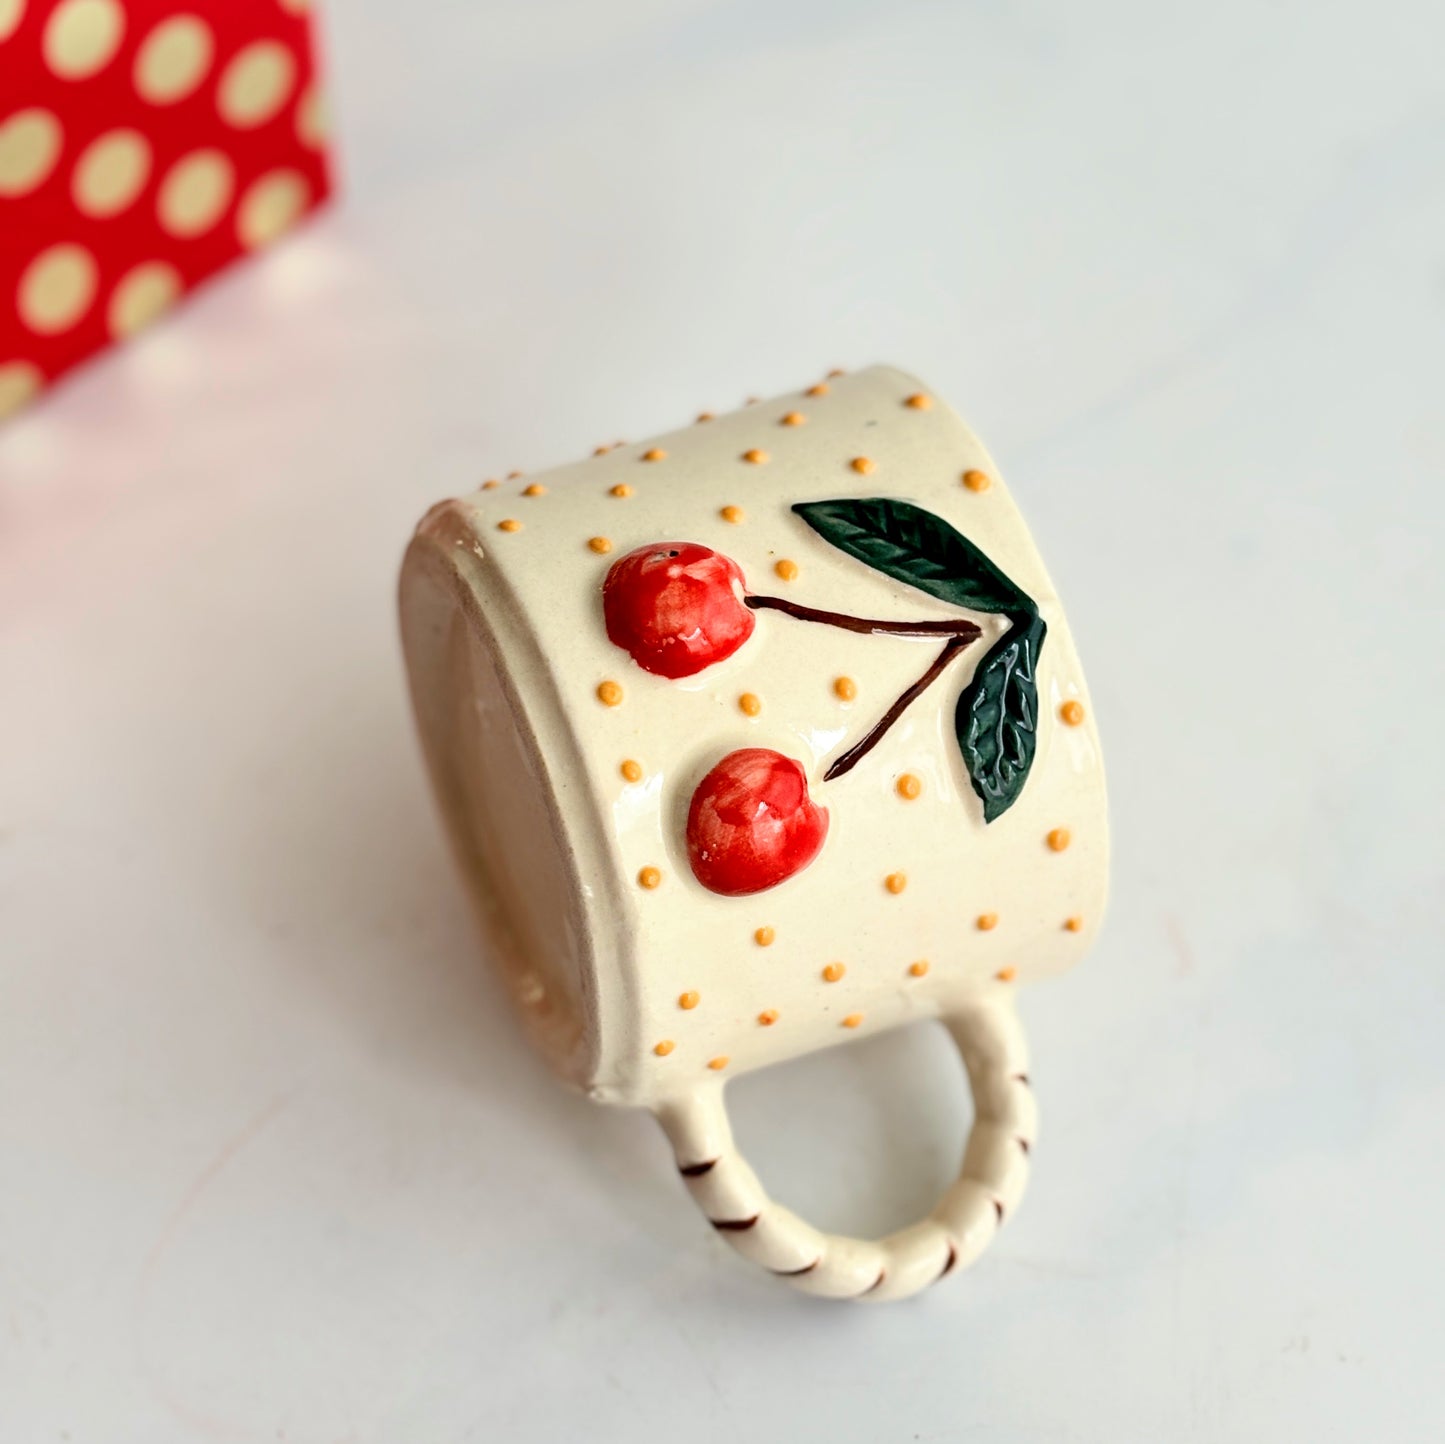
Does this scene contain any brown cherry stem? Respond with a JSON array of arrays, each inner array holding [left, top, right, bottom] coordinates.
[[746, 594, 982, 642], [824, 634, 974, 781]]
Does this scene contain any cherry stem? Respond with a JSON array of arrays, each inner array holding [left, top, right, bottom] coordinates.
[[823, 635, 973, 782], [746, 594, 982, 641]]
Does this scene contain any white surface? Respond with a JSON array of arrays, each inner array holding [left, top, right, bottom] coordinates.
[[2, 0, 1443, 1438]]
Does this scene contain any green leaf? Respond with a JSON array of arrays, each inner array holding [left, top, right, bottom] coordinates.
[[792, 497, 1034, 617], [955, 611, 1047, 823]]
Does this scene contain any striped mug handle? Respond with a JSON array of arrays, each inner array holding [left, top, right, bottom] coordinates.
[[652, 997, 1035, 1302]]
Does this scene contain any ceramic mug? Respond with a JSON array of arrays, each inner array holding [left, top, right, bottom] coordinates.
[[399, 365, 1108, 1301]]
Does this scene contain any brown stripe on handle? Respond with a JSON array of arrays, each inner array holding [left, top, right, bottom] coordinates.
[[711, 1215, 760, 1231], [936, 1242, 959, 1282], [1016, 1137, 1031, 1155], [992, 1199, 1005, 1223], [679, 1159, 717, 1177], [1012, 1072, 1031, 1086], [859, 1269, 887, 1297], [772, 1259, 821, 1276]]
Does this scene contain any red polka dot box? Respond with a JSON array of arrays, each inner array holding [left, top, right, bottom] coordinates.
[[0, 0, 332, 421]]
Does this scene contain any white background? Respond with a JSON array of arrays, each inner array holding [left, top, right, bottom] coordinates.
[[4, 1, 1444, 1439]]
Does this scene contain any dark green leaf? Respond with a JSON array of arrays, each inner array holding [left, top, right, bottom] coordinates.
[[792, 497, 1034, 617], [955, 611, 1047, 823]]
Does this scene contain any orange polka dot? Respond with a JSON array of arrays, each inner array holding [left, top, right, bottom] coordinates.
[[754, 926, 775, 947], [774, 559, 799, 581], [522, 482, 546, 496], [1060, 699, 1086, 726], [609, 483, 633, 498], [1064, 916, 1084, 932], [849, 456, 875, 475], [908, 960, 930, 978], [742, 449, 768, 465], [896, 773, 922, 800], [481, 480, 500, 490], [842, 1013, 864, 1029], [588, 536, 612, 554], [822, 963, 845, 983], [833, 676, 857, 701], [805, 383, 829, 397], [620, 759, 643, 782], [1046, 828, 1071, 852], [496, 518, 522, 533], [642, 447, 666, 462], [885, 872, 907, 895], [707, 1056, 729, 1071], [962, 469, 991, 492], [780, 411, 805, 426], [996, 966, 1017, 983], [654, 1040, 675, 1057], [757, 1010, 778, 1026], [596, 681, 623, 706], [904, 393, 933, 410], [976, 913, 999, 932], [695, 411, 714, 423], [678, 991, 700, 1010], [720, 505, 744, 524], [638, 866, 662, 890], [739, 693, 761, 717]]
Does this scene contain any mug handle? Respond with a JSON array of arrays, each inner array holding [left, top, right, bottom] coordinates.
[[652, 997, 1034, 1302]]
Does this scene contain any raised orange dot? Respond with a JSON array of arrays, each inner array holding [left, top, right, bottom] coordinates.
[[827, 368, 845, 378], [695, 411, 714, 423], [720, 504, 744, 524], [780, 411, 805, 427], [678, 990, 700, 1010], [497, 518, 522, 533], [481, 479, 500, 490], [774, 559, 799, 581], [707, 1055, 729, 1071], [597, 680, 623, 707], [742, 449, 768, 465], [908, 960, 930, 978], [1064, 916, 1084, 932], [1060, 699, 1086, 726], [507, 471, 523, 480], [842, 1013, 864, 1029], [593, 444, 610, 456], [739, 692, 762, 717], [620, 759, 643, 782], [977, 912, 999, 931], [588, 536, 612, 554], [754, 926, 775, 947], [609, 483, 633, 498], [904, 393, 933, 410], [996, 966, 1017, 983], [642, 447, 666, 462], [522, 482, 546, 496], [638, 866, 662, 890], [1046, 827, 1071, 852], [806, 383, 829, 397], [849, 456, 875, 475], [654, 1039, 675, 1057], [962, 468, 991, 493], [897, 773, 922, 800], [833, 676, 857, 702], [822, 962, 845, 983], [757, 1009, 778, 1026], [885, 872, 907, 895]]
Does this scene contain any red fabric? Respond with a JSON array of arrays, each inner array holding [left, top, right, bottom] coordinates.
[[0, 0, 333, 411]]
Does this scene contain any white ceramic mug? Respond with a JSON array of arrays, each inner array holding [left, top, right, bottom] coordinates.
[[399, 365, 1108, 1301]]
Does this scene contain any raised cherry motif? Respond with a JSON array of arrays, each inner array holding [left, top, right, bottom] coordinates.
[[686, 748, 829, 896], [602, 543, 754, 679]]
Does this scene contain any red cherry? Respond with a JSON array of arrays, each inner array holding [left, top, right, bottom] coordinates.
[[603, 543, 754, 679], [686, 748, 829, 896]]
